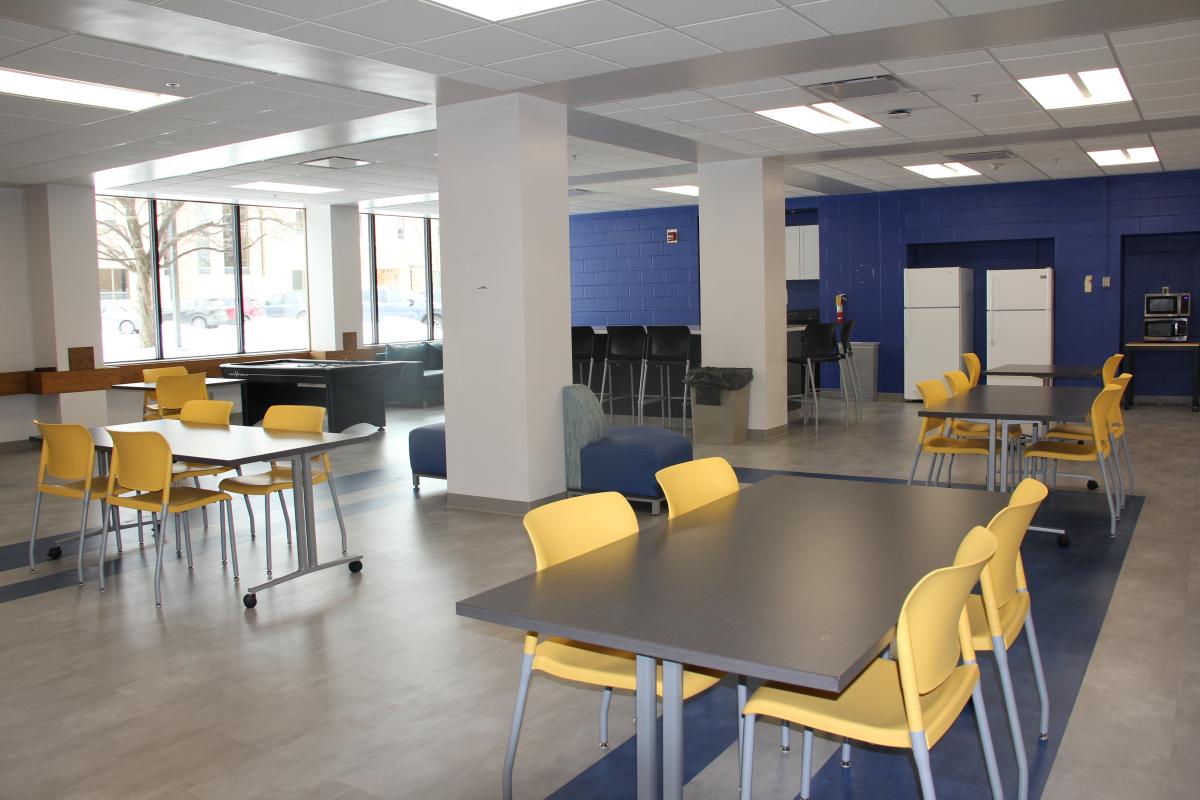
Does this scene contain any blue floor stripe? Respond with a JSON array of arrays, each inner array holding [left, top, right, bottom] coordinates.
[[549, 469, 1141, 799]]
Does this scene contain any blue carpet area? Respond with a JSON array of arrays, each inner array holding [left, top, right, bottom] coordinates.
[[550, 468, 1141, 799]]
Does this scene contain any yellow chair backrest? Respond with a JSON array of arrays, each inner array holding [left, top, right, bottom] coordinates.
[[155, 373, 207, 415], [1101, 353, 1124, 385], [107, 430, 174, 496], [143, 366, 188, 384], [179, 399, 233, 425], [982, 479, 1048, 622], [1089, 385, 1123, 453], [656, 457, 739, 519], [35, 421, 95, 484], [263, 404, 326, 433], [1108, 373, 1131, 432], [962, 353, 981, 387], [943, 370, 971, 397], [895, 526, 997, 733], [915, 379, 951, 441], [522, 492, 638, 572]]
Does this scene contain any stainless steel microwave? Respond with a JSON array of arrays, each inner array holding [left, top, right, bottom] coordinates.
[[1144, 316, 1189, 342], [1145, 292, 1191, 317]]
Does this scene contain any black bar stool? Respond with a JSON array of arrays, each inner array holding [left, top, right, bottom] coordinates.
[[571, 326, 595, 389], [640, 326, 692, 433], [795, 322, 848, 434], [598, 326, 647, 421]]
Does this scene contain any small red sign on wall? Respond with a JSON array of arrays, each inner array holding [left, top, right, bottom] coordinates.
[[666, 228, 678, 244]]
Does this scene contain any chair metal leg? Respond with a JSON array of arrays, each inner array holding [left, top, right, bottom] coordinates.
[[934, 453, 946, 485], [264, 496, 273, 577], [75, 490, 91, 585], [28, 491, 42, 572], [154, 505, 169, 606], [992, 637, 1029, 800], [112, 506, 122, 553], [1121, 436, 1134, 494], [97, 501, 110, 591], [910, 732, 938, 800], [807, 358, 820, 435], [971, 679, 1004, 800], [173, 514, 181, 557], [225, 500, 240, 581], [1109, 434, 1126, 509], [599, 360, 611, 420], [182, 513, 194, 571], [502, 651, 534, 800], [947, 454, 955, 487], [908, 444, 923, 486], [737, 676, 747, 787], [1023, 607, 1050, 739], [220, 499, 228, 565], [137, 510, 145, 547], [838, 360, 849, 429], [235, 467, 256, 538], [781, 719, 790, 752], [841, 738, 852, 768], [599, 686, 612, 748], [194, 477, 208, 527], [327, 473, 349, 555], [279, 491, 292, 545], [926, 453, 938, 486], [1098, 452, 1118, 537], [740, 713, 757, 799], [800, 727, 813, 799]]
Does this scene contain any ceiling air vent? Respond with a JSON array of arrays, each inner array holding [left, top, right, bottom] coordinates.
[[946, 150, 1017, 163], [804, 75, 909, 101]]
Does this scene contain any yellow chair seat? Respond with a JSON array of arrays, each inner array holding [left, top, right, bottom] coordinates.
[[1023, 441, 1100, 462], [966, 591, 1030, 651], [37, 474, 109, 500], [172, 461, 227, 479], [953, 421, 1021, 438], [922, 435, 991, 455], [1042, 423, 1090, 441], [744, 659, 979, 749], [219, 465, 328, 496], [533, 637, 721, 698], [108, 485, 230, 513]]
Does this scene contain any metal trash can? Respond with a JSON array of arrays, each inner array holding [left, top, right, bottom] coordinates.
[[850, 341, 878, 401], [685, 367, 754, 444]]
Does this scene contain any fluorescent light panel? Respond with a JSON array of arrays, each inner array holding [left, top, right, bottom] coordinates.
[[429, 1, 586, 21], [654, 186, 699, 197], [0, 67, 182, 111], [232, 181, 341, 194], [756, 102, 880, 134], [1087, 146, 1159, 166], [904, 162, 981, 179], [1018, 68, 1131, 110]]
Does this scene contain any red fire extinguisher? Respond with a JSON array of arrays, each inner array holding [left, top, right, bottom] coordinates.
[[835, 293, 847, 323]]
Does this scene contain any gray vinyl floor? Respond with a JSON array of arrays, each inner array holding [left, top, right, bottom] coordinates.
[[0, 396, 1194, 799]]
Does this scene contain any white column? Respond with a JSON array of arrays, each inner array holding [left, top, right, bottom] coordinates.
[[438, 93, 571, 512], [304, 203, 362, 352], [25, 183, 108, 426], [698, 158, 788, 438]]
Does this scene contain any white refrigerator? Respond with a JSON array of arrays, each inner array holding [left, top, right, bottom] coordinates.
[[986, 268, 1054, 386], [903, 267, 974, 400]]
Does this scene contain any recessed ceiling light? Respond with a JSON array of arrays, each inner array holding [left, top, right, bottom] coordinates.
[[1018, 67, 1131, 110], [301, 156, 371, 169], [0, 67, 182, 111], [904, 162, 982, 179], [654, 186, 700, 197], [1087, 146, 1159, 166], [232, 181, 341, 194], [429, 1, 586, 21], [756, 102, 881, 134], [366, 192, 439, 207]]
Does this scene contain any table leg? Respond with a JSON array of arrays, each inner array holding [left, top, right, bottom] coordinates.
[[662, 659, 683, 800], [999, 420, 1009, 493], [987, 419, 996, 492], [635, 654, 657, 800]]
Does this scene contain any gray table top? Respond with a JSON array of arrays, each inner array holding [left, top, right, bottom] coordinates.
[[1124, 341, 1200, 348], [918, 385, 1096, 423], [986, 363, 1100, 380], [88, 419, 376, 466], [457, 476, 1007, 692], [111, 377, 246, 391]]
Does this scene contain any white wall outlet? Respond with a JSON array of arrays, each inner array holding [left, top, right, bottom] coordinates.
[[1102, 276, 1111, 288], [1084, 275, 1093, 293]]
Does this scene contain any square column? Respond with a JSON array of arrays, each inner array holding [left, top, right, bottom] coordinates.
[[305, 204, 362, 352], [698, 158, 788, 438], [438, 93, 571, 512]]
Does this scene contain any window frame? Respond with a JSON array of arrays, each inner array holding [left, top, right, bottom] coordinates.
[[361, 211, 440, 345]]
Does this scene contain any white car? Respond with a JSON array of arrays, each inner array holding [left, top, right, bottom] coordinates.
[[101, 302, 139, 334]]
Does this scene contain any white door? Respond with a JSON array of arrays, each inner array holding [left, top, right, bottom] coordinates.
[[988, 268, 1052, 311], [800, 226, 820, 279], [988, 309, 1053, 386], [785, 226, 801, 280], [905, 307, 963, 400], [905, 267, 963, 308]]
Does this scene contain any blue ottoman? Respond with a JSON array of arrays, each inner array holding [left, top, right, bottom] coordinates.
[[409, 422, 446, 490], [579, 425, 693, 514]]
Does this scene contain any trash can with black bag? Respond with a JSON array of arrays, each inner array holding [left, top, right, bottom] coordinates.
[[684, 367, 754, 444]]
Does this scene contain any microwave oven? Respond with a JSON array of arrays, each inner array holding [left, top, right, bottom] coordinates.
[[1143, 316, 1189, 342], [1144, 292, 1191, 317]]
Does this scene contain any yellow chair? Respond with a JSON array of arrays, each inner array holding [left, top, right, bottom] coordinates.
[[655, 456, 739, 519], [1043, 372, 1134, 500], [97, 430, 236, 605], [739, 526, 1003, 800], [141, 366, 187, 420], [218, 405, 348, 578], [968, 478, 1050, 800], [154, 373, 208, 419], [962, 353, 982, 387], [503, 492, 721, 800], [1101, 353, 1123, 385], [1023, 385, 1123, 537], [29, 422, 113, 585], [170, 400, 257, 530], [909, 379, 991, 487]]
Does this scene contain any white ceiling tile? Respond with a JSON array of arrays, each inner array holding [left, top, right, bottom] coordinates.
[[646, 98, 743, 121], [577, 29, 719, 68], [50, 35, 179, 67], [784, 63, 886, 87], [1123, 57, 1200, 87], [680, 8, 826, 52], [491, 48, 621, 81], [1115, 36, 1200, 68], [938, 0, 1058, 16], [237, 0, 380, 19], [282, 99, 387, 123], [153, 100, 252, 123], [202, 85, 313, 112], [254, 76, 357, 98], [609, 0, 778, 27], [506, 1, 662, 47], [164, 57, 277, 84], [1049, 104, 1141, 126], [0, 36, 39, 61], [1140, 95, 1200, 118], [274, 22, 393, 55], [722, 87, 820, 112], [951, 97, 1045, 118], [0, 45, 145, 84], [996, 49, 1117, 80], [1132, 78, 1200, 101], [901, 63, 1011, 91], [597, 108, 673, 126], [687, 113, 779, 132], [321, 0, 483, 44], [0, 113, 71, 136], [623, 90, 710, 108], [925, 82, 1027, 106], [702, 78, 795, 98], [225, 112, 320, 135], [883, 50, 993, 74], [112, 67, 237, 96], [0, 19, 66, 45], [790, 0, 947, 34], [159, 0, 299, 33], [440, 67, 540, 90], [969, 112, 1057, 133], [369, 45, 472, 74], [7, 100, 122, 125], [1109, 20, 1200, 47], [990, 34, 1109, 62], [410, 24, 558, 64]]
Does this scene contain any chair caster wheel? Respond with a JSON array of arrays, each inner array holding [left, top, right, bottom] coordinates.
[[1086, 480, 1099, 490], [242, 593, 257, 609], [47, 545, 62, 560], [840, 761, 852, 769], [1057, 533, 1070, 548], [348, 560, 363, 573], [599, 742, 608, 749], [780, 746, 790, 753], [1039, 733, 1049, 742]]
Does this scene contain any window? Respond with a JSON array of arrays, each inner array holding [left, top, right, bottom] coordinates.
[[96, 195, 310, 363], [360, 213, 442, 343]]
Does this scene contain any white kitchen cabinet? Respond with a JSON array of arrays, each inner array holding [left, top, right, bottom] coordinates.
[[786, 225, 820, 281], [785, 225, 801, 280]]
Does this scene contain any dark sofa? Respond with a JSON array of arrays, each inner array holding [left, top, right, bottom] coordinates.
[[376, 341, 444, 406]]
